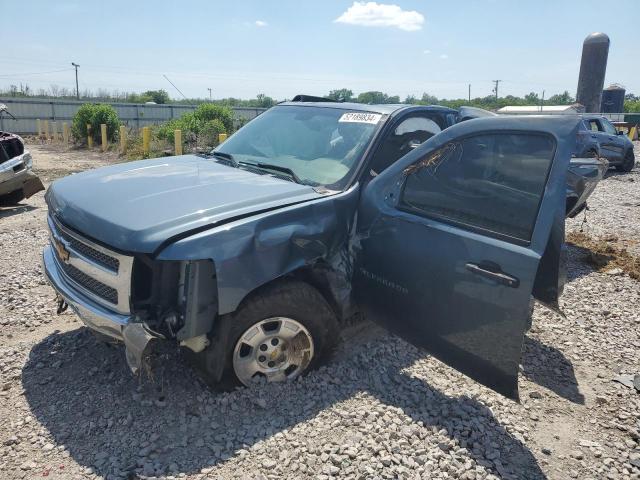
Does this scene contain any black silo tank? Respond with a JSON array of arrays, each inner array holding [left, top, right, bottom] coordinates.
[[601, 84, 625, 113], [576, 32, 610, 113]]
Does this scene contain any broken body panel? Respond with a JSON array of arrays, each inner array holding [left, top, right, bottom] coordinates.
[[0, 131, 44, 200], [43, 103, 585, 399]]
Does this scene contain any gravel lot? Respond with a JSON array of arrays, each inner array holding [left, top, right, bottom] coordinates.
[[0, 142, 639, 480]]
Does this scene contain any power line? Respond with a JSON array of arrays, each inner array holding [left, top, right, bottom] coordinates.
[[0, 68, 73, 78], [163, 74, 187, 100]]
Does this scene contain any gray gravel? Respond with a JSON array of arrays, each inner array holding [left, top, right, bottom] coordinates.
[[0, 143, 639, 480], [566, 141, 640, 254]]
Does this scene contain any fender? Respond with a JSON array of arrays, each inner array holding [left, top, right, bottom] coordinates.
[[155, 184, 361, 317]]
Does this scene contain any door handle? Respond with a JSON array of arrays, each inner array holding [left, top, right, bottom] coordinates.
[[465, 262, 520, 288], [591, 135, 597, 139]]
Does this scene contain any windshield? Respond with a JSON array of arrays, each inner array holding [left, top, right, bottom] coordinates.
[[214, 105, 382, 188]]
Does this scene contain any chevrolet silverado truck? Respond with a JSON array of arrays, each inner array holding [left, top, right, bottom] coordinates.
[[43, 99, 602, 400]]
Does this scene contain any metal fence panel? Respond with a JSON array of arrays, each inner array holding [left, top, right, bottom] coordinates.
[[0, 98, 266, 134]]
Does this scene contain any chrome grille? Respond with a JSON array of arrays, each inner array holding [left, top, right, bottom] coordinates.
[[48, 215, 133, 314], [60, 262, 118, 304], [60, 231, 120, 271]]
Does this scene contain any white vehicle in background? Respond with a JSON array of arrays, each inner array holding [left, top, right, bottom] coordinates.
[[0, 104, 44, 205]]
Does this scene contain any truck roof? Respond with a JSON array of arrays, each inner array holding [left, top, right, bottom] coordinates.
[[278, 101, 457, 116]]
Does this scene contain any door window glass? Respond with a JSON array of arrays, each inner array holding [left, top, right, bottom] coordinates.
[[601, 118, 618, 135], [400, 133, 556, 242], [586, 119, 603, 132], [368, 114, 445, 176]]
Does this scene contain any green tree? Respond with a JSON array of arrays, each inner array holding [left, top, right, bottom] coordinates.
[[547, 91, 575, 105], [624, 100, 640, 113], [524, 92, 540, 104], [255, 94, 275, 108], [71, 103, 120, 143], [357, 91, 388, 104], [193, 103, 234, 132], [420, 93, 439, 105], [327, 89, 354, 101], [157, 103, 234, 147], [142, 89, 170, 104]]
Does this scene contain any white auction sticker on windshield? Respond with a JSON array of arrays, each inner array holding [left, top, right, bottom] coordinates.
[[338, 112, 382, 124]]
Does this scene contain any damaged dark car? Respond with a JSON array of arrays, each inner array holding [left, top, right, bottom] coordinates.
[[43, 99, 603, 400], [0, 105, 45, 205]]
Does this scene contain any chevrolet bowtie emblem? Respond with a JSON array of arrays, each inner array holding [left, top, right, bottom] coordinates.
[[53, 237, 70, 263]]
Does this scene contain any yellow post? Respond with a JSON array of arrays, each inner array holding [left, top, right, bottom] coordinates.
[[119, 125, 127, 154], [218, 133, 227, 144], [174, 129, 182, 156], [43, 120, 49, 141], [62, 123, 69, 145], [36, 119, 42, 137], [101, 124, 108, 152], [87, 124, 93, 148], [142, 127, 150, 155], [51, 121, 58, 142], [629, 126, 638, 141]]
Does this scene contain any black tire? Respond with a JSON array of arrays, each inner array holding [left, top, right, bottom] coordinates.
[[525, 296, 535, 331], [188, 280, 339, 390], [0, 189, 25, 206], [616, 150, 635, 173]]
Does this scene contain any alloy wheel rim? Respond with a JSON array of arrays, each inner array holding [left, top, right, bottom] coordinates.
[[232, 317, 314, 386]]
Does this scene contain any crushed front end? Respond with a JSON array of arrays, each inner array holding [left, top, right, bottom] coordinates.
[[42, 213, 218, 373]]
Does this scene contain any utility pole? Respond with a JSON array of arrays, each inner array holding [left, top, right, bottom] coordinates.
[[207, 88, 212, 101], [71, 62, 80, 100], [468, 84, 471, 102], [541, 90, 545, 111], [492, 79, 501, 101]]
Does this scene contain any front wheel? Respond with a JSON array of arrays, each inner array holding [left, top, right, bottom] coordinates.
[[232, 317, 315, 385], [616, 150, 635, 173], [190, 280, 338, 389]]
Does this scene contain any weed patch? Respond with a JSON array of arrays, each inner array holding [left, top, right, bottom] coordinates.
[[567, 231, 640, 280]]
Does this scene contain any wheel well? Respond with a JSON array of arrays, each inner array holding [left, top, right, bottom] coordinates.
[[232, 263, 353, 324], [287, 264, 348, 321]]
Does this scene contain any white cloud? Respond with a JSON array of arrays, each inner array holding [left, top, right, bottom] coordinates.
[[255, 20, 268, 27], [439, 54, 448, 59], [335, 2, 424, 32], [423, 49, 431, 54]]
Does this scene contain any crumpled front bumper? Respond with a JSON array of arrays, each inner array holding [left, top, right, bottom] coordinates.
[[42, 245, 156, 372], [0, 152, 44, 198]]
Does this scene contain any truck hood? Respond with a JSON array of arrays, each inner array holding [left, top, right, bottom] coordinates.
[[46, 155, 323, 253]]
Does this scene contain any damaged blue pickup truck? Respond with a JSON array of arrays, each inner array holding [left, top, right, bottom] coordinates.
[[43, 99, 605, 400]]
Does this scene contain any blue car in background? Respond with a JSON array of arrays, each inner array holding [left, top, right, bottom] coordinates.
[[42, 99, 603, 400], [576, 114, 635, 172]]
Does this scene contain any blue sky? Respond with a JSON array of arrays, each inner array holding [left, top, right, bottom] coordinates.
[[1, 0, 637, 100]]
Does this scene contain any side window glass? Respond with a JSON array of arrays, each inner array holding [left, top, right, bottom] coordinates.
[[601, 119, 617, 135], [400, 133, 556, 243], [588, 120, 600, 132], [369, 115, 442, 176]]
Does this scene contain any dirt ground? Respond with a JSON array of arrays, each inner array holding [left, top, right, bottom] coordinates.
[[0, 142, 638, 480]]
